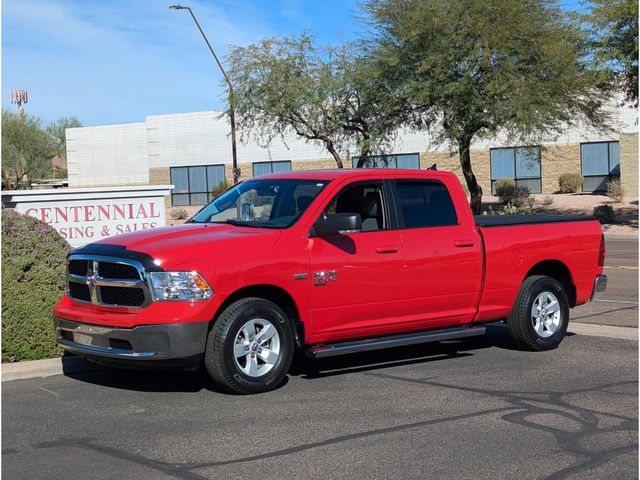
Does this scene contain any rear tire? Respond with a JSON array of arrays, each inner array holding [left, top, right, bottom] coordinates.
[[507, 275, 569, 351], [205, 297, 294, 394]]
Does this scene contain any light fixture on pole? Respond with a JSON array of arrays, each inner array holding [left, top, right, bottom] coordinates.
[[170, 5, 240, 183]]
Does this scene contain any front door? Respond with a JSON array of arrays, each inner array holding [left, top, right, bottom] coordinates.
[[307, 181, 404, 343]]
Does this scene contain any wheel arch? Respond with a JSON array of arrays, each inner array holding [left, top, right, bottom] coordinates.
[[212, 284, 305, 347], [524, 260, 576, 307]]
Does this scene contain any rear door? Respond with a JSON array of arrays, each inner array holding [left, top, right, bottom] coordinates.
[[307, 180, 404, 343], [392, 179, 483, 329]]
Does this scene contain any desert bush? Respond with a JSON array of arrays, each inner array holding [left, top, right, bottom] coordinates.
[[482, 198, 536, 215], [170, 208, 189, 220], [593, 205, 615, 224], [211, 181, 231, 198], [542, 195, 554, 205], [2, 210, 69, 361], [495, 178, 530, 207], [607, 179, 624, 202], [558, 173, 583, 193]]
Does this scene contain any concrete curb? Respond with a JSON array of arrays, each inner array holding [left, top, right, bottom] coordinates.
[[604, 232, 638, 240], [2, 356, 100, 382], [2, 322, 637, 382], [568, 322, 638, 341]]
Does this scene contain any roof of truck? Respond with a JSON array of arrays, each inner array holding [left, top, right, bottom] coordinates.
[[254, 168, 456, 181]]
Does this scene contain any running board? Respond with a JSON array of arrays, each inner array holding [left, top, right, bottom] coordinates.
[[307, 326, 486, 359]]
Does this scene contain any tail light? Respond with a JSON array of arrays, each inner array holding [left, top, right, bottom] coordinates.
[[598, 234, 606, 267]]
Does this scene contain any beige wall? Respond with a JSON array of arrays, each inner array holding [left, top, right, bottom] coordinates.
[[153, 137, 636, 221], [620, 133, 639, 197], [540, 144, 582, 194]]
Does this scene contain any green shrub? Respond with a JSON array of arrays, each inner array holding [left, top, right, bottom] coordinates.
[[607, 179, 624, 202], [593, 204, 615, 224], [495, 178, 530, 207], [483, 200, 534, 216], [170, 207, 189, 220], [1, 210, 69, 361], [542, 194, 554, 205], [558, 173, 583, 193], [494, 178, 515, 198], [211, 181, 231, 198]]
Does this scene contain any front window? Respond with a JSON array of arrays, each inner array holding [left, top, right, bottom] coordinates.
[[190, 179, 329, 228]]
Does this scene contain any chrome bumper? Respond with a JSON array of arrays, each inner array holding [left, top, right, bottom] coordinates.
[[54, 317, 208, 362], [591, 274, 607, 300]]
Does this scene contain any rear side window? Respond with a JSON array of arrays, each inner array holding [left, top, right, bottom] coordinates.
[[396, 181, 458, 228]]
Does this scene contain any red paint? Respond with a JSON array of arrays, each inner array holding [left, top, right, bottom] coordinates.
[[53, 170, 604, 345]]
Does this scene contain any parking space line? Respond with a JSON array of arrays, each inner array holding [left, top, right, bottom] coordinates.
[[604, 265, 638, 270]]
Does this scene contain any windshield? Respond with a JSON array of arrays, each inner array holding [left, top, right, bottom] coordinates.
[[190, 178, 329, 228]]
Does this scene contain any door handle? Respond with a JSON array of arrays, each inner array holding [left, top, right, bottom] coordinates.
[[376, 246, 399, 254], [454, 240, 475, 248]]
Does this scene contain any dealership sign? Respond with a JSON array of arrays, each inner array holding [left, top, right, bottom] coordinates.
[[2, 185, 173, 247]]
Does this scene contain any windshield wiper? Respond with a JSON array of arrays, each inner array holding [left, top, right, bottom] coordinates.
[[210, 219, 260, 228]]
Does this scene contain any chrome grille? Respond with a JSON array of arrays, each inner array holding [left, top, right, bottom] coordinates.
[[67, 255, 151, 308]]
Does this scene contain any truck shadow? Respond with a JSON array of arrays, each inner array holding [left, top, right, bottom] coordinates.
[[61, 323, 526, 393], [291, 322, 529, 379]]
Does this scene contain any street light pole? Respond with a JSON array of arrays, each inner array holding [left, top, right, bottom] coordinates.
[[170, 5, 240, 184]]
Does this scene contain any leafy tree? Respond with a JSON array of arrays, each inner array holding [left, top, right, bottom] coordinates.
[[46, 116, 82, 164], [365, 0, 613, 213], [2, 110, 55, 189], [585, 0, 639, 105], [226, 34, 411, 168]]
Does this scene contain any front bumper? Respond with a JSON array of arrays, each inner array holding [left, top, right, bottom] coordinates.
[[591, 274, 608, 300], [54, 317, 209, 370]]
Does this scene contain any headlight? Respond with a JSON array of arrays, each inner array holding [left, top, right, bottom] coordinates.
[[148, 271, 213, 301]]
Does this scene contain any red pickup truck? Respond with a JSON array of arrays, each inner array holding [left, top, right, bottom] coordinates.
[[54, 169, 607, 394]]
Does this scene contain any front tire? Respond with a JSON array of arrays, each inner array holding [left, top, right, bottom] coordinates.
[[205, 297, 294, 394], [507, 275, 569, 351]]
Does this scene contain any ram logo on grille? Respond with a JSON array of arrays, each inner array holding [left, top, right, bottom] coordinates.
[[67, 256, 150, 308]]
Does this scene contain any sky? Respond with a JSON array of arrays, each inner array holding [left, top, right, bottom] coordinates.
[[2, 0, 586, 127], [2, 0, 363, 126]]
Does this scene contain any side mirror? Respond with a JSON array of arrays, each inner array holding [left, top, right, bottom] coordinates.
[[312, 213, 362, 237]]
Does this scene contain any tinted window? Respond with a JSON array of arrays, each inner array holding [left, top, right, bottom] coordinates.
[[581, 141, 620, 192], [352, 153, 420, 169], [396, 181, 457, 228], [252, 161, 292, 176], [490, 146, 542, 194], [170, 165, 226, 206]]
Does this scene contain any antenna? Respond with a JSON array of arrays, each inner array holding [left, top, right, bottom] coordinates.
[[10, 89, 28, 114]]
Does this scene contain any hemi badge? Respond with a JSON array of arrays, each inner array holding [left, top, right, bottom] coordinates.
[[293, 273, 309, 280]]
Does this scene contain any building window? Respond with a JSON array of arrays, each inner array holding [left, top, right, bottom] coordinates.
[[581, 141, 620, 192], [170, 165, 226, 206], [252, 161, 292, 176], [490, 146, 542, 194], [351, 153, 420, 169]]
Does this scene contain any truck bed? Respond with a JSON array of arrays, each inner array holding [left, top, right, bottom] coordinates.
[[475, 214, 593, 227]]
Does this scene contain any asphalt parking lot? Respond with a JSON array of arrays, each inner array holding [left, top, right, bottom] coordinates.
[[571, 237, 638, 328], [2, 236, 637, 480]]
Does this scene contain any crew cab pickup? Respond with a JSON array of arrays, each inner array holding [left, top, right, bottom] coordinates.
[[53, 170, 607, 393]]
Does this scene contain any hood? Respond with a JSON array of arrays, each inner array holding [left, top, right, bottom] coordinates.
[[75, 223, 283, 269]]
